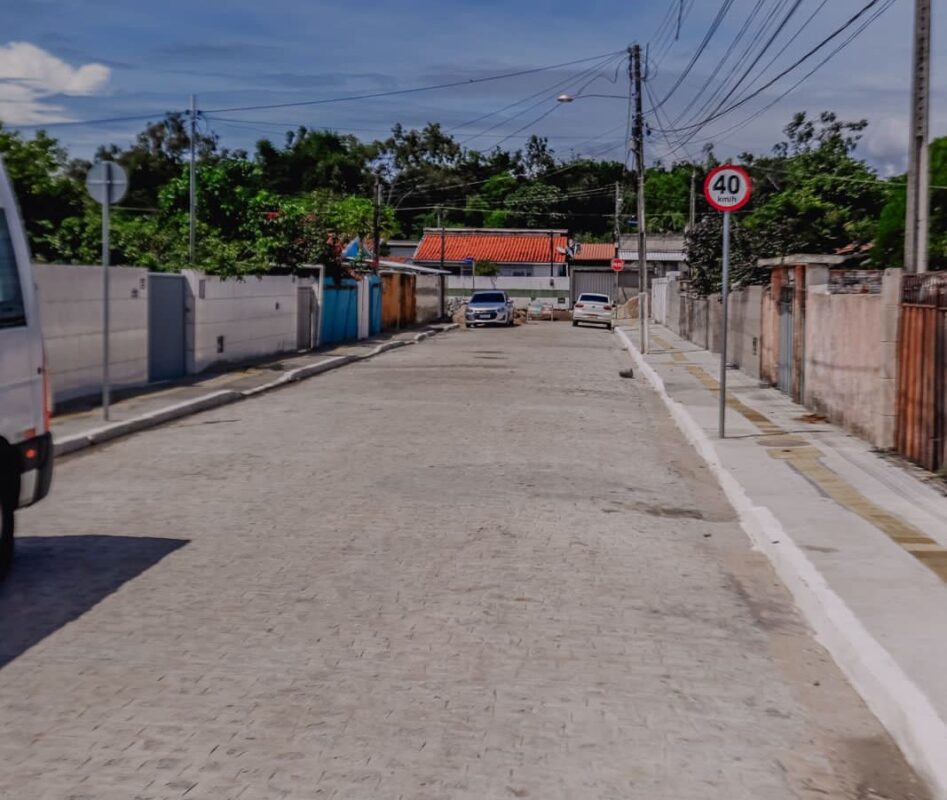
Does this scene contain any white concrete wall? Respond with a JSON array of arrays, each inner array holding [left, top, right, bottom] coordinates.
[[415, 275, 443, 324], [652, 278, 670, 324], [35, 264, 149, 403], [182, 271, 312, 373], [447, 276, 570, 309]]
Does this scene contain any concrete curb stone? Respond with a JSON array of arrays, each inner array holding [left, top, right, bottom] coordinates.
[[54, 325, 458, 458], [614, 326, 947, 800]]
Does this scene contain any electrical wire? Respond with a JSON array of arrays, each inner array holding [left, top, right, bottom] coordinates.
[[449, 52, 625, 137], [683, 0, 806, 130], [652, 0, 893, 137], [652, 0, 738, 110], [202, 51, 625, 114], [658, 0, 895, 155], [12, 50, 624, 131], [665, 0, 773, 126]]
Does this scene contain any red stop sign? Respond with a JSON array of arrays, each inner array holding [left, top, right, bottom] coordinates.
[[611, 258, 624, 272]]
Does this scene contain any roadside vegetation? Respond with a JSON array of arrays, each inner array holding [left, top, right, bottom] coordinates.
[[0, 110, 943, 284]]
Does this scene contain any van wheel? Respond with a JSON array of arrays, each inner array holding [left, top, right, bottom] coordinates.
[[0, 487, 14, 580]]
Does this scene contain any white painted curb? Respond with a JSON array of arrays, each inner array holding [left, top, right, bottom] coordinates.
[[54, 390, 242, 457], [54, 325, 459, 458], [615, 326, 947, 800]]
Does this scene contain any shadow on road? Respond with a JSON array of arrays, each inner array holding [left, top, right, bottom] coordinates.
[[0, 535, 187, 669]]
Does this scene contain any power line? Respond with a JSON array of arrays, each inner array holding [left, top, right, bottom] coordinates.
[[683, 0, 806, 130], [203, 51, 625, 114], [449, 52, 625, 138], [11, 50, 624, 132], [652, 0, 894, 137], [457, 53, 625, 146], [665, 0, 774, 127], [658, 0, 895, 155], [652, 0, 738, 110]]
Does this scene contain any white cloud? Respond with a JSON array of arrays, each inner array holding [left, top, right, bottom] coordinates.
[[0, 41, 110, 124], [864, 116, 910, 175]]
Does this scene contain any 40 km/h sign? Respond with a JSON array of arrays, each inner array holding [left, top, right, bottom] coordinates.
[[702, 164, 752, 442], [703, 165, 752, 212]]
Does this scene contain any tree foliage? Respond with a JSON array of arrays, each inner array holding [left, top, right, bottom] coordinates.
[[872, 136, 947, 270], [683, 111, 902, 294], [3, 108, 939, 280]]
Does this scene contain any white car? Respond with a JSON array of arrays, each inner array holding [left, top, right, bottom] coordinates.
[[572, 293, 614, 329], [465, 290, 515, 327], [0, 155, 53, 578]]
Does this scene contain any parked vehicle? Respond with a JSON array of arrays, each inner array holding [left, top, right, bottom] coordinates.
[[465, 290, 515, 327], [572, 293, 614, 329], [0, 155, 53, 578]]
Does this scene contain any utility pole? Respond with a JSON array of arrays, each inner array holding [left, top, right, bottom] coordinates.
[[632, 44, 649, 353], [372, 176, 382, 269], [438, 206, 446, 273], [189, 94, 197, 266], [613, 181, 622, 247], [904, 0, 931, 273], [688, 168, 697, 232], [614, 181, 622, 300]]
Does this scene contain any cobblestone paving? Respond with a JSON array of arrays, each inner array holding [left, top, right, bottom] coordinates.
[[2, 325, 927, 799]]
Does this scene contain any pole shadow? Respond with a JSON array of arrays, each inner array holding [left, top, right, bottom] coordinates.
[[0, 535, 187, 669]]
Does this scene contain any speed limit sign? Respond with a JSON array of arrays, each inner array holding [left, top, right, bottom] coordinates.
[[703, 165, 752, 212], [701, 164, 752, 441]]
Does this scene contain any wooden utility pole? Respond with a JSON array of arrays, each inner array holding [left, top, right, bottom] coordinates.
[[904, 0, 931, 273], [632, 44, 649, 353]]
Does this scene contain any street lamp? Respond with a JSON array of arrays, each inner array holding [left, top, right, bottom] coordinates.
[[557, 93, 626, 103]]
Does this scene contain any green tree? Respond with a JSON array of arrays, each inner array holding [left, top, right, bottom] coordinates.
[[474, 258, 499, 276], [505, 183, 565, 227], [741, 111, 884, 255], [95, 113, 218, 209], [255, 128, 371, 196], [872, 136, 947, 270], [645, 163, 692, 233], [685, 214, 767, 295], [0, 125, 86, 261]]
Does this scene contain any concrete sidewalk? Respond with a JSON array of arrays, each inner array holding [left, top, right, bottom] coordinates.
[[52, 325, 457, 457], [617, 322, 947, 800]]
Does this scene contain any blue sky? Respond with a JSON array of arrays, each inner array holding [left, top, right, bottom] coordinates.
[[1, 0, 943, 173]]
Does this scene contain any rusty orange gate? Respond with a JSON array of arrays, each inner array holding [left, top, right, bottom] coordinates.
[[896, 274, 947, 471], [381, 272, 416, 330]]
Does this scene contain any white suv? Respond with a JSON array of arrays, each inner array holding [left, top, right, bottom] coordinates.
[[0, 155, 53, 578]]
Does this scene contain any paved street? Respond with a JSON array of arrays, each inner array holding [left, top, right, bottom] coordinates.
[[2, 324, 926, 799]]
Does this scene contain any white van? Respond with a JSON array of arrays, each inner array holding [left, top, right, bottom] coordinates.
[[0, 154, 53, 578]]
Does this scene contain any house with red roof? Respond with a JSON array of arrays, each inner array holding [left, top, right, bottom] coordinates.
[[570, 242, 617, 267], [412, 228, 569, 277]]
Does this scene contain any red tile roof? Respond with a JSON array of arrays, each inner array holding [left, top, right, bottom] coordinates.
[[572, 243, 617, 261], [414, 229, 567, 264]]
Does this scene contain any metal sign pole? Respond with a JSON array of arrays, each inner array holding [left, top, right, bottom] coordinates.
[[86, 160, 127, 422], [719, 211, 730, 439], [102, 163, 111, 421]]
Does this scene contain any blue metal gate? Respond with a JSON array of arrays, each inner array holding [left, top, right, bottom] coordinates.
[[148, 273, 186, 382], [320, 277, 359, 346]]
